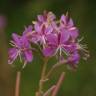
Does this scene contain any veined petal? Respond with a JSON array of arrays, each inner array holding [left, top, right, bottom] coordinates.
[[20, 36, 30, 48], [46, 34, 58, 45], [12, 33, 21, 46], [38, 15, 44, 22], [63, 43, 77, 53], [34, 23, 41, 33], [8, 48, 18, 64], [61, 15, 66, 24], [43, 47, 55, 57], [23, 25, 33, 35], [67, 52, 80, 64], [60, 15, 74, 27], [60, 29, 70, 43], [69, 28, 79, 39], [30, 32, 40, 43], [45, 25, 53, 34], [24, 50, 33, 62], [67, 18, 74, 27]]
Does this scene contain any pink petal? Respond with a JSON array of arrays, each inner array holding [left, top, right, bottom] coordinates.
[[34, 23, 41, 33], [43, 47, 55, 57], [69, 28, 79, 39], [60, 15, 74, 27], [60, 29, 70, 43], [68, 18, 74, 27], [8, 48, 18, 64], [12, 33, 21, 46], [37, 15, 44, 22], [46, 34, 58, 45], [24, 50, 33, 62]]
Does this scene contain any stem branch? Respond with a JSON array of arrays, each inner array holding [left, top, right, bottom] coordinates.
[[51, 72, 65, 96], [46, 60, 66, 79], [43, 85, 56, 96]]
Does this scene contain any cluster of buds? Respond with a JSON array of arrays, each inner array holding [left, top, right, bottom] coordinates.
[[8, 11, 89, 68]]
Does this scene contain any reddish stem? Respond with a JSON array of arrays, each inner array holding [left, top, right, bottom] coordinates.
[[36, 58, 48, 96], [46, 60, 66, 79], [15, 71, 21, 96], [51, 72, 65, 96], [43, 85, 56, 96]]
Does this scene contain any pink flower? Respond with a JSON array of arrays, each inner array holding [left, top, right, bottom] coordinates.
[[43, 32, 79, 63], [60, 14, 79, 40], [8, 33, 33, 65]]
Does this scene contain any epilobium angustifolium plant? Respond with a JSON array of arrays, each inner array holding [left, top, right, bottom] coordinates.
[[8, 11, 89, 96]]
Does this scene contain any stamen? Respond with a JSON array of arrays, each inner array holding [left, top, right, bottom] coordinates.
[[78, 37, 84, 42]]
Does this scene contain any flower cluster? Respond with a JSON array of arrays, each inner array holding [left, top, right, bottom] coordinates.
[[8, 11, 89, 68]]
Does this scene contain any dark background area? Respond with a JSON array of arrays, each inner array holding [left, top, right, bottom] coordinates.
[[0, 0, 96, 96]]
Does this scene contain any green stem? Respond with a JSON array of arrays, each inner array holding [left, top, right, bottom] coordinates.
[[38, 58, 49, 96]]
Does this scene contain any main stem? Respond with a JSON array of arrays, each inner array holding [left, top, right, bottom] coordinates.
[[38, 58, 48, 96], [15, 71, 21, 96]]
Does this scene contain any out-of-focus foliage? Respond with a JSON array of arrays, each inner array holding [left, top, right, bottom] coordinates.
[[0, 0, 96, 96]]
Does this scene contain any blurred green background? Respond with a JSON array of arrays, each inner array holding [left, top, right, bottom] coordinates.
[[0, 0, 96, 96]]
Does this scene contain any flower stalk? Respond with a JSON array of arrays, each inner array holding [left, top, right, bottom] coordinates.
[[43, 85, 56, 96], [51, 72, 65, 96], [46, 60, 67, 79], [15, 71, 21, 96], [38, 58, 49, 96]]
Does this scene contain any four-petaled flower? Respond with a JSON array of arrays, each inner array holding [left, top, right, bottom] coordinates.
[[8, 33, 33, 65], [60, 14, 79, 40], [43, 32, 80, 64]]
